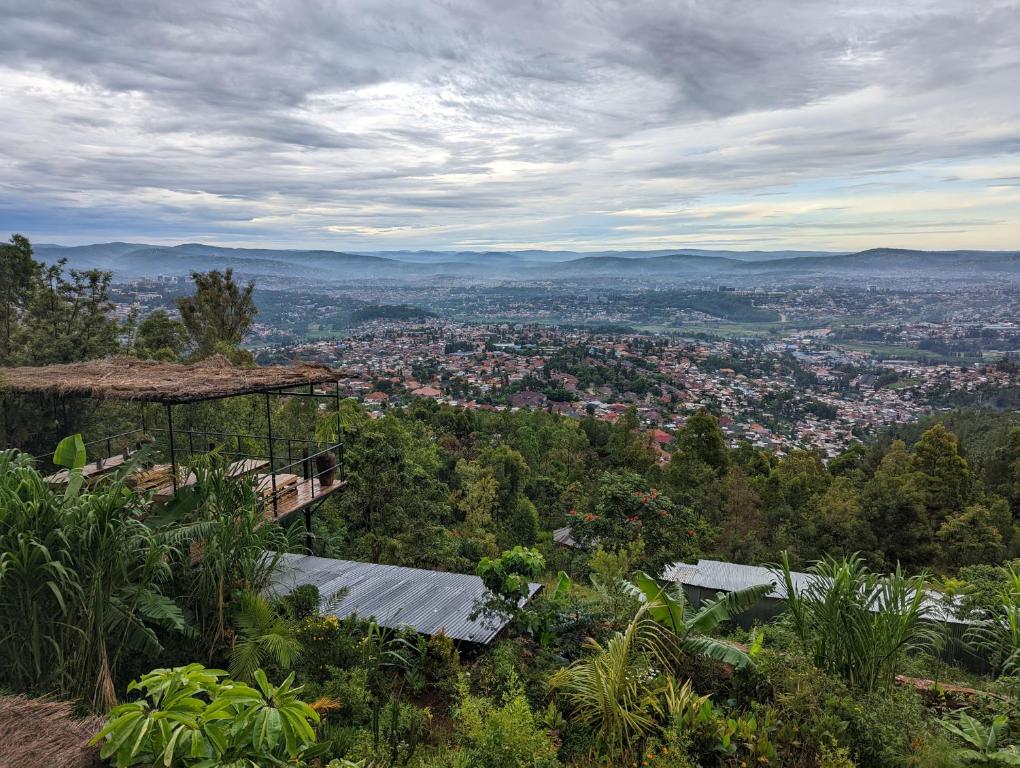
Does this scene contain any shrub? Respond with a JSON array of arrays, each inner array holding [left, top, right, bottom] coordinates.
[[320, 665, 374, 726], [454, 688, 559, 768], [296, 614, 370, 682]]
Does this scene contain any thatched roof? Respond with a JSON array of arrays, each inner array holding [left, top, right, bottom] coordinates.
[[0, 694, 104, 768], [0, 355, 340, 403]]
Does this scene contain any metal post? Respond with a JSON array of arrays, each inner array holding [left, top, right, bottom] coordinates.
[[334, 384, 341, 443], [166, 403, 177, 493], [265, 393, 277, 517], [304, 507, 313, 553]]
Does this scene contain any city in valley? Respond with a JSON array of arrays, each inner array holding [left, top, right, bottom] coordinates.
[[104, 260, 1020, 460]]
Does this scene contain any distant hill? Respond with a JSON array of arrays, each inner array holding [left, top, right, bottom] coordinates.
[[29, 242, 1020, 285]]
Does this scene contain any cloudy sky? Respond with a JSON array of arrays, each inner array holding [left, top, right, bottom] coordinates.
[[2, 0, 1019, 252]]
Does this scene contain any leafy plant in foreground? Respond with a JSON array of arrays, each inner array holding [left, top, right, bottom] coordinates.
[[91, 663, 329, 767], [940, 712, 1020, 766]]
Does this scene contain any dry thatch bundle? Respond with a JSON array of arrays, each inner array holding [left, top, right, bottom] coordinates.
[[0, 694, 104, 768], [0, 354, 338, 403]]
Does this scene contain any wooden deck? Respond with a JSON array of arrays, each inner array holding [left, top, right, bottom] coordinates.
[[42, 451, 343, 522], [261, 477, 347, 522]]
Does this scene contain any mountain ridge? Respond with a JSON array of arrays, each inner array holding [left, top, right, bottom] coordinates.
[[28, 242, 1020, 284]]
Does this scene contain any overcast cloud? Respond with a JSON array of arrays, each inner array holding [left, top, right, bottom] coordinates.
[[1, 0, 1018, 250]]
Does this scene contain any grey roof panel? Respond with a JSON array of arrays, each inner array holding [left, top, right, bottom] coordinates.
[[662, 558, 969, 625], [269, 553, 542, 643]]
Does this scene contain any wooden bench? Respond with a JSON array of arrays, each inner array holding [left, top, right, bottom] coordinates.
[[254, 472, 300, 500], [152, 458, 274, 500]]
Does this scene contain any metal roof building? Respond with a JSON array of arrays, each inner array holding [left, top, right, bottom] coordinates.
[[269, 553, 542, 644], [663, 559, 801, 600], [663, 559, 969, 627], [553, 525, 583, 549]]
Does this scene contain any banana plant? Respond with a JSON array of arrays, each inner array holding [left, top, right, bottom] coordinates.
[[627, 571, 772, 669], [52, 433, 87, 498], [940, 712, 1020, 766]]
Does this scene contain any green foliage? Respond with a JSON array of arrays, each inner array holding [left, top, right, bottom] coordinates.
[[780, 552, 941, 692], [589, 539, 646, 587], [53, 432, 87, 498], [940, 712, 1020, 766], [546, 608, 676, 753], [168, 456, 295, 662], [629, 571, 769, 669], [0, 448, 186, 711], [477, 546, 545, 604], [134, 309, 188, 360], [452, 683, 560, 768], [547, 573, 766, 755], [675, 409, 730, 474], [334, 413, 456, 567], [966, 564, 1020, 679], [574, 471, 701, 572], [91, 664, 326, 767], [0, 234, 39, 363], [229, 590, 302, 683], [177, 268, 257, 360]]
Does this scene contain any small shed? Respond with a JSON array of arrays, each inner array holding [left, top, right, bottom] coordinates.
[[663, 558, 979, 667], [269, 553, 541, 644], [663, 559, 969, 626]]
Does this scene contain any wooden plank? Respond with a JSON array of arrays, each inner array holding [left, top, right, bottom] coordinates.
[[263, 478, 346, 522], [152, 471, 198, 501], [254, 472, 300, 499], [44, 453, 127, 486], [227, 458, 269, 478]]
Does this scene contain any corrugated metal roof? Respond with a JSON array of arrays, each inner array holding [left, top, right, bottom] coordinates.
[[662, 559, 799, 600], [662, 559, 969, 626], [553, 526, 582, 549], [269, 554, 542, 644]]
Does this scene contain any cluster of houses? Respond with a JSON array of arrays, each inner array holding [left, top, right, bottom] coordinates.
[[261, 319, 1019, 459]]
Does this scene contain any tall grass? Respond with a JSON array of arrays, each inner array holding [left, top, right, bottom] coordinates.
[[0, 449, 186, 710], [166, 455, 295, 662]]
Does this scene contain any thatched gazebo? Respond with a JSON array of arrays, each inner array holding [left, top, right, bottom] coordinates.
[[0, 354, 338, 403], [0, 356, 347, 537]]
